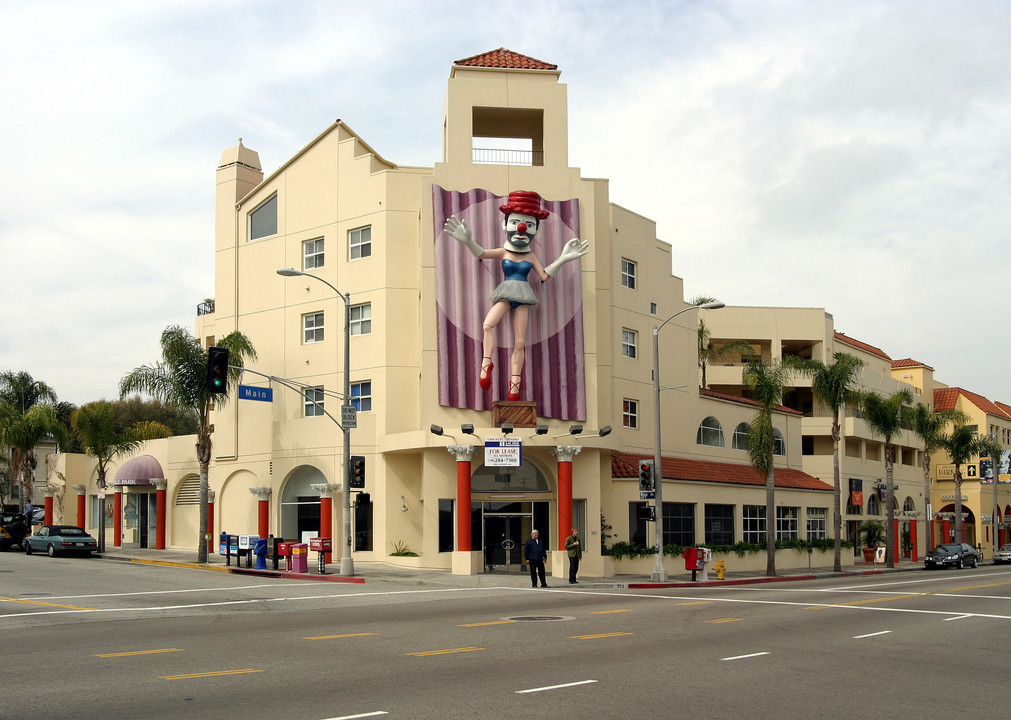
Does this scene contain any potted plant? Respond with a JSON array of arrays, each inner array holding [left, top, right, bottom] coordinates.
[[857, 520, 885, 562]]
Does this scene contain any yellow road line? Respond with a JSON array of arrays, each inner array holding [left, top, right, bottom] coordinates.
[[705, 618, 742, 624], [407, 647, 484, 657], [590, 609, 632, 614], [941, 581, 1011, 593], [129, 558, 230, 573], [160, 669, 263, 680], [677, 601, 712, 606], [95, 648, 183, 658], [459, 620, 515, 627], [0, 596, 96, 610], [304, 632, 378, 640], [570, 632, 634, 640]]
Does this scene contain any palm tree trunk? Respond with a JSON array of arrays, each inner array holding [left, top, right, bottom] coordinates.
[[953, 467, 964, 544], [885, 445, 895, 569], [196, 425, 212, 564], [766, 466, 776, 576], [832, 422, 842, 573], [922, 451, 932, 550]]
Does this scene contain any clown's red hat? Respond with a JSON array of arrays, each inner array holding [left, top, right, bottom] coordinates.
[[499, 190, 549, 220]]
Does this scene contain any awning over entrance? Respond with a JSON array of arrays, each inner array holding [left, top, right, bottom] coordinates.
[[611, 453, 832, 491], [113, 455, 165, 486]]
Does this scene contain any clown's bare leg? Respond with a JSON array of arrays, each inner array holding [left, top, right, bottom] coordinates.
[[480, 301, 511, 391], [508, 305, 530, 401]]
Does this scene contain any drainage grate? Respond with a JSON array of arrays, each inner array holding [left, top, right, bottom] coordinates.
[[502, 615, 575, 622]]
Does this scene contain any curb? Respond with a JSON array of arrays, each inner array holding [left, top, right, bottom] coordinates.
[[622, 565, 916, 589]]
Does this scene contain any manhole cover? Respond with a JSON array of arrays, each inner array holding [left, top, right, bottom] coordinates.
[[502, 615, 575, 622]]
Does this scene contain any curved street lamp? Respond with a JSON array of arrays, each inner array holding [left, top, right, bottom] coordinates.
[[277, 268, 354, 576], [651, 300, 725, 581]]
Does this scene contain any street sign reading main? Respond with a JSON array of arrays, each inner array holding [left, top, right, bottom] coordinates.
[[238, 385, 273, 402]]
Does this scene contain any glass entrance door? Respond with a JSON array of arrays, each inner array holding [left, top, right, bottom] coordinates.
[[483, 515, 527, 572]]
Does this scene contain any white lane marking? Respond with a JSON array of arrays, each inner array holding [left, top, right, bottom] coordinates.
[[943, 614, 973, 622], [33, 583, 321, 600], [516, 680, 598, 694], [722, 652, 770, 661], [853, 631, 892, 639], [319, 712, 388, 719]]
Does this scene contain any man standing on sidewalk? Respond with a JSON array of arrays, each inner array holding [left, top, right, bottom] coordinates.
[[565, 528, 582, 584], [524, 529, 549, 588]]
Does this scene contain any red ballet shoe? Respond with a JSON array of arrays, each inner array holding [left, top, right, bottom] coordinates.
[[479, 357, 494, 391], [507, 374, 522, 401]]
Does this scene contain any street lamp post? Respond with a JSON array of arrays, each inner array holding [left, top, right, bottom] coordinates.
[[651, 301, 725, 581], [277, 268, 354, 576]]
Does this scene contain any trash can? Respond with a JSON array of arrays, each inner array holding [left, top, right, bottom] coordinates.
[[291, 543, 308, 573]]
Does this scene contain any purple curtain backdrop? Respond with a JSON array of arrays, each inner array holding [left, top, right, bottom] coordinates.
[[433, 185, 586, 420]]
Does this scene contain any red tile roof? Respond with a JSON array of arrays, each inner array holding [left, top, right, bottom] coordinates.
[[699, 388, 803, 416], [834, 332, 891, 361], [454, 48, 557, 70], [612, 454, 832, 492], [892, 358, 932, 370], [934, 387, 1009, 418]]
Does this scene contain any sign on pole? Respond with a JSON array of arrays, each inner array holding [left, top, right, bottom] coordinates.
[[238, 385, 273, 402], [341, 405, 358, 428]]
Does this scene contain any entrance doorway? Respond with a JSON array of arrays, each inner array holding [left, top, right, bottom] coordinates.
[[473, 500, 549, 573]]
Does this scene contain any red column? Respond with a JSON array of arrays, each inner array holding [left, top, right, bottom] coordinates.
[[207, 491, 215, 554], [942, 519, 951, 544], [155, 479, 167, 550], [44, 492, 54, 525], [893, 518, 900, 564], [320, 494, 334, 563], [77, 491, 86, 529], [910, 519, 918, 562], [249, 487, 271, 542], [553, 446, 581, 550], [450, 446, 475, 551], [113, 489, 123, 547]]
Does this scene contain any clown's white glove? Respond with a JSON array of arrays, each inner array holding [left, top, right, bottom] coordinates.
[[544, 238, 589, 277], [443, 215, 484, 258]]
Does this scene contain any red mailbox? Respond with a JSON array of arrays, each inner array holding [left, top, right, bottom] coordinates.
[[309, 537, 332, 552], [683, 547, 704, 571], [276, 542, 294, 556]]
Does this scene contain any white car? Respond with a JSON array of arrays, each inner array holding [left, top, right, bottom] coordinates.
[[993, 544, 1011, 564]]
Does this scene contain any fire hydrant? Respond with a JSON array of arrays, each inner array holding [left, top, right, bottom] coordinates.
[[714, 559, 726, 580]]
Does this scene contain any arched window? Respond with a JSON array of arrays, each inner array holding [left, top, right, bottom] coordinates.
[[773, 428, 786, 456], [903, 497, 916, 513], [697, 417, 725, 448], [471, 459, 550, 492], [867, 493, 881, 516], [732, 423, 750, 451]]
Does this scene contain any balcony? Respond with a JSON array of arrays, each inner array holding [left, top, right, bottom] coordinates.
[[472, 147, 544, 166], [197, 299, 215, 316]]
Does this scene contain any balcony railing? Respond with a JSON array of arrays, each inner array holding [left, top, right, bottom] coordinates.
[[197, 299, 215, 316], [472, 148, 544, 166]]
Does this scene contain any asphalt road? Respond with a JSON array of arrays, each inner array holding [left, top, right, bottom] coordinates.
[[3, 551, 1010, 720]]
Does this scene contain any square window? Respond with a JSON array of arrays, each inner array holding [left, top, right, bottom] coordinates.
[[622, 328, 637, 359], [351, 381, 372, 412], [743, 505, 766, 543], [304, 386, 324, 417], [303, 238, 324, 270], [776, 506, 800, 540], [350, 226, 372, 260], [350, 303, 371, 336], [249, 195, 278, 240], [303, 312, 324, 344], [649, 301, 658, 316], [620, 258, 636, 290], [622, 399, 638, 429]]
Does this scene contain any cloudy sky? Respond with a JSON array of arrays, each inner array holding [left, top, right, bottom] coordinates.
[[2, 0, 1009, 407]]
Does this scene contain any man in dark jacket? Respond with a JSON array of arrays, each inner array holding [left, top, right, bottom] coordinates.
[[524, 529, 549, 588]]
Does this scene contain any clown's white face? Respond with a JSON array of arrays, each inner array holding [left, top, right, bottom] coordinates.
[[502, 212, 539, 252]]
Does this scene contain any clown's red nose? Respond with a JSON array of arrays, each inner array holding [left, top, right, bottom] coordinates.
[[517, 223, 527, 234]]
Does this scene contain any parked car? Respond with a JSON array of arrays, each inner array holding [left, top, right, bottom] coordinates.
[[992, 544, 1011, 564], [1, 512, 29, 551], [924, 543, 979, 569], [23, 525, 98, 557]]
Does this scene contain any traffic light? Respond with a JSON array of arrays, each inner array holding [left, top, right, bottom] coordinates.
[[638, 459, 655, 490], [350, 455, 366, 489], [205, 347, 230, 394]]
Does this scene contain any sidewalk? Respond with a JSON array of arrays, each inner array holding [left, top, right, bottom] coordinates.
[[95, 545, 925, 589]]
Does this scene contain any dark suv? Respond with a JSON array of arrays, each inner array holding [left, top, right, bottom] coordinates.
[[924, 543, 979, 569], [1, 512, 29, 551]]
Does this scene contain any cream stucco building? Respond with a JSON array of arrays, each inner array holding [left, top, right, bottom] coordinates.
[[46, 49, 1008, 575]]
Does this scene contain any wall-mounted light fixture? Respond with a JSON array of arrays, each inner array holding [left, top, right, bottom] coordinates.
[[500, 423, 514, 435], [400, 495, 408, 512]]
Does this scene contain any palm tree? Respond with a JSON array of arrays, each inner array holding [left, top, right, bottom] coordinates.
[[0, 372, 64, 505], [796, 352, 865, 572], [743, 358, 793, 577], [0, 371, 57, 413], [860, 388, 914, 568], [120, 325, 257, 563], [941, 424, 983, 545], [71, 401, 173, 553], [909, 402, 969, 549], [688, 295, 751, 389]]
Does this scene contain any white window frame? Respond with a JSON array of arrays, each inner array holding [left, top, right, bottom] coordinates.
[[350, 226, 372, 260], [622, 399, 638, 429], [807, 508, 827, 540], [350, 303, 372, 336], [743, 505, 766, 543], [304, 386, 324, 417], [732, 422, 750, 451], [776, 506, 800, 540], [773, 428, 786, 456], [351, 381, 372, 412], [621, 328, 637, 359], [620, 258, 636, 289], [303, 237, 325, 270], [303, 312, 324, 344], [697, 416, 725, 448]]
